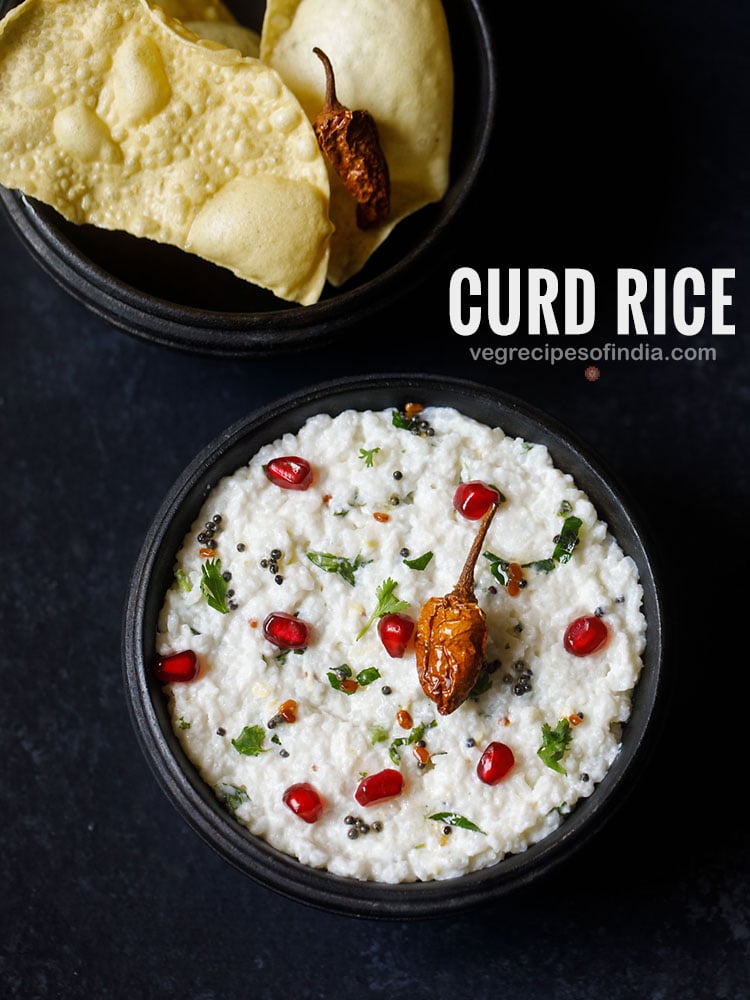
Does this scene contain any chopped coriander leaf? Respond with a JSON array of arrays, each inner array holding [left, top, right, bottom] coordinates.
[[222, 784, 249, 813], [263, 649, 290, 666], [523, 557, 556, 573], [328, 665, 381, 693], [391, 409, 414, 430], [231, 725, 269, 757], [359, 447, 381, 467], [356, 667, 381, 686], [306, 550, 372, 586], [537, 718, 573, 774], [357, 577, 410, 640], [200, 558, 230, 613], [469, 671, 492, 698], [552, 516, 583, 564], [483, 551, 509, 586], [175, 568, 192, 593], [327, 664, 356, 693], [389, 719, 437, 765], [403, 550, 434, 571], [428, 812, 486, 834], [177, 716, 191, 730], [558, 499, 573, 516], [487, 484, 507, 503], [369, 723, 389, 745]]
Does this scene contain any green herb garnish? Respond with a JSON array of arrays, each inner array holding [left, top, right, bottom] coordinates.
[[177, 716, 191, 730], [391, 409, 434, 437], [356, 577, 410, 640], [357, 666, 381, 686], [200, 558, 230, 613], [328, 664, 382, 693], [306, 550, 372, 586], [428, 812, 486, 834], [537, 718, 573, 774], [359, 447, 381, 467], [552, 516, 583, 563], [231, 725, 269, 757], [403, 550, 433, 571], [469, 670, 492, 699], [327, 664, 354, 692], [175, 568, 192, 593], [391, 409, 414, 430], [263, 649, 291, 667], [389, 720, 436, 765], [369, 724, 389, 745], [483, 551, 510, 586], [221, 784, 249, 813], [523, 557, 556, 573], [558, 499, 573, 516]]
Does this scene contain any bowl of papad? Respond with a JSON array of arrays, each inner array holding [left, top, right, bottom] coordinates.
[[0, 0, 496, 355]]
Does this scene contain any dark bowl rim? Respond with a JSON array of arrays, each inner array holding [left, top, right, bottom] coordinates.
[[0, 0, 498, 357], [121, 372, 666, 920]]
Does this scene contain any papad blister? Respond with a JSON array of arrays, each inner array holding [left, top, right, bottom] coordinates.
[[0, 0, 331, 305]]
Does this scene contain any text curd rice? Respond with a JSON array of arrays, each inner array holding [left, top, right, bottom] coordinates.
[[155, 406, 646, 883]]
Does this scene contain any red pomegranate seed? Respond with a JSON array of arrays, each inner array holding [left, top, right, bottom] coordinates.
[[263, 611, 311, 650], [282, 782, 324, 823], [155, 650, 199, 683], [264, 456, 313, 491], [476, 741, 515, 784], [453, 481, 501, 520], [378, 613, 415, 658], [355, 768, 404, 806], [564, 615, 609, 656]]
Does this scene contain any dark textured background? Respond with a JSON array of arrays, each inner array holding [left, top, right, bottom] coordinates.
[[1, 0, 748, 997]]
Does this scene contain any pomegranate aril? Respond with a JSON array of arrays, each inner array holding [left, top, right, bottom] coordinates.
[[263, 612, 311, 650], [564, 615, 609, 656], [283, 782, 324, 823], [378, 613, 415, 658], [453, 481, 501, 520], [155, 650, 199, 683], [476, 741, 515, 784], [355, 768, 404, 806], [264, 456, 313, 491]]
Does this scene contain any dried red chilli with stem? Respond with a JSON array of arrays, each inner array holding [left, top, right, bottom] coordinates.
[[311, 47, 390, 230], [415, 500, 500, 715]]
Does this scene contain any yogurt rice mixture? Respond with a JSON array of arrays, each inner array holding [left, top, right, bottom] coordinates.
[[155, 406, 646, 883]]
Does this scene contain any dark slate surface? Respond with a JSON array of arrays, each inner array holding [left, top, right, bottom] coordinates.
[[1, 1, 748, 997]]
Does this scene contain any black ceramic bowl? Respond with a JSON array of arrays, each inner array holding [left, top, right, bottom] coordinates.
[[122, 373, 665, 920], [0, 0, 495, 356]]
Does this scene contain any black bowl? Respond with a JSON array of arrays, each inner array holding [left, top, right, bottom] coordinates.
[[122, 373, 665, 919], [0, 0, 496, 356]]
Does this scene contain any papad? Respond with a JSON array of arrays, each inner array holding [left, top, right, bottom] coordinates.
[[0, 0, 331, 305], [261, 0, 453, 286]]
